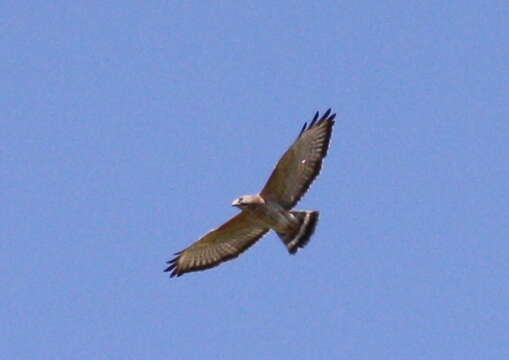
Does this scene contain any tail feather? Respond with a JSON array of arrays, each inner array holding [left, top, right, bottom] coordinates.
[[277, 211, 319, 254]]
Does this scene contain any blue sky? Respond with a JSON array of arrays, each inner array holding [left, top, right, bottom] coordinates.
[[2, 1, 508, 359]]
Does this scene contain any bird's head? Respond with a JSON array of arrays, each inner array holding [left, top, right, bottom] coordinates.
[[232, 194, 265, 209]]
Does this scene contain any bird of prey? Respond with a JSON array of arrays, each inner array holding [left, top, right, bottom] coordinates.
[[165, 109, 335, 277]]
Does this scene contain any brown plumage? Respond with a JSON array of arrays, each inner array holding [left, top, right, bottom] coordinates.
[[165, 109, 335, 277]]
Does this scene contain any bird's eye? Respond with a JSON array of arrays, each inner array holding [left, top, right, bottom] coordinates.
[[238, 197, 243, 202]]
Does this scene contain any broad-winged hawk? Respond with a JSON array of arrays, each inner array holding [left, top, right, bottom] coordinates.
[[165, 109, 335, 277]]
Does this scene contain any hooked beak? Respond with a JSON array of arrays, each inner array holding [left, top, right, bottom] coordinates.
[[232, 198, 241, 207]]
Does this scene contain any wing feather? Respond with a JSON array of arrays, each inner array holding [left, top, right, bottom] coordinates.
[[260, 109, 335, 209], [164, 211, 269, 277]]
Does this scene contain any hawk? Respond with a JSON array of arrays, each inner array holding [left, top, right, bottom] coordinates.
[[165, 109, 335, 277]]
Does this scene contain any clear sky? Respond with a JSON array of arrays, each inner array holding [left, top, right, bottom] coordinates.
[[3, 1, 508, 359]]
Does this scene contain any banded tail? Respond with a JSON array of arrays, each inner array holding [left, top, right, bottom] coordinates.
[[277, 211, 319, 254]]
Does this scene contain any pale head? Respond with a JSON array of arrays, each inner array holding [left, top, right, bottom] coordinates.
[[232, 194, 265, 209]]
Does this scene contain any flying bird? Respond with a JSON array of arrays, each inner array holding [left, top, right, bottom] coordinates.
[[165, 109, 335, 277]]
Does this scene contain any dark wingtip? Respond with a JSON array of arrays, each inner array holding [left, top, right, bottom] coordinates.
[[164, 264, 181, 278], [312, 108, 335, 126], [310, 111, 319, 126], [298, 122, 307, 137], [298, 108, 336, 138], [321, 109, 336, 127], [320, 108, 332, 122], [164, 252, 182, 278], [164, 263, 176, 272]]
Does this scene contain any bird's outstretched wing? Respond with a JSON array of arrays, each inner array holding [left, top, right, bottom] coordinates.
[[165, 212, 269, 277], [260, 109, 335, 209]]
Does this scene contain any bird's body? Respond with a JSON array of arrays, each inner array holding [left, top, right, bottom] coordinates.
[[233, 196, 295, 233], [165, 109, 336, 277]]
